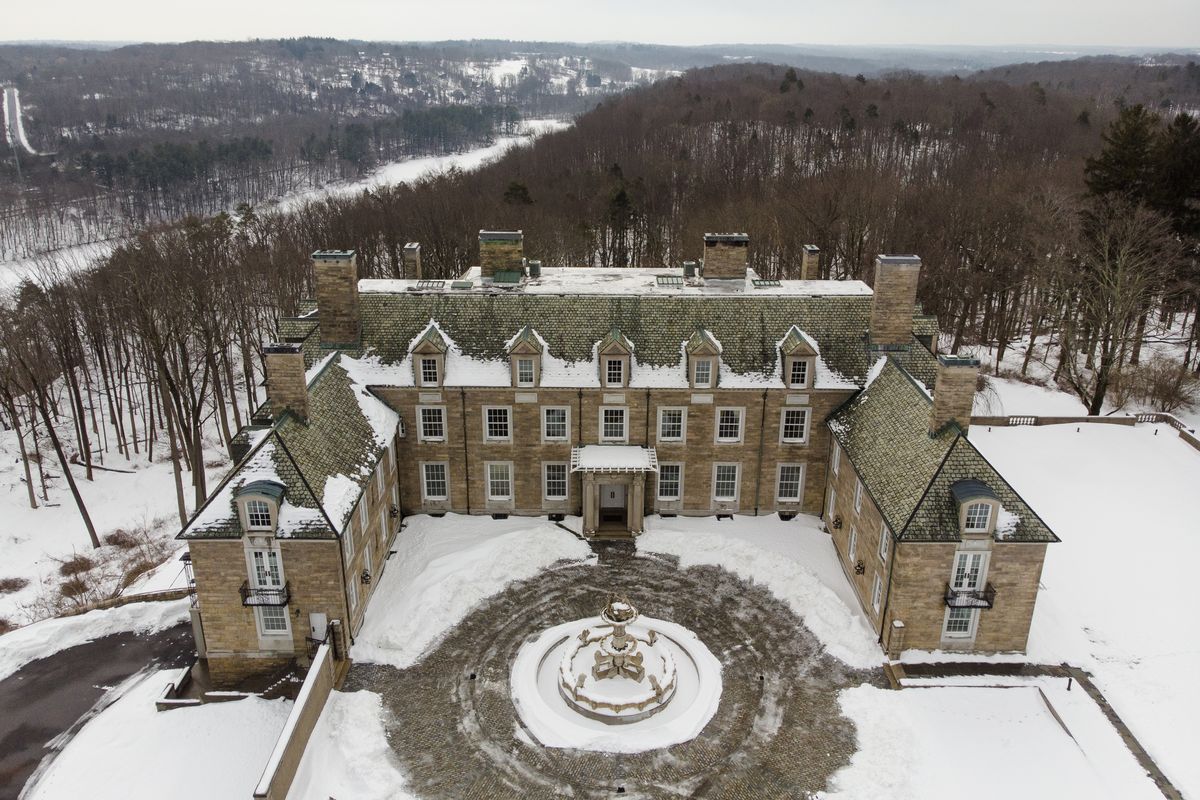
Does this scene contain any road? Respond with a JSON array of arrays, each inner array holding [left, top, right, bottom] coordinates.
[[0, 623, 194, 800]]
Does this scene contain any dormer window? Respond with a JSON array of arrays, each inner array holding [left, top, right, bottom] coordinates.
[[779, 326, 818, 389], [596, 328, 633, 388], [234, 479, 285, 534], [789, 359, 809, 388], [246, 499, 272, 529], [964, 502, 991, 532], [517, 358, 536, 387], [950, 479, 1000, 537], [606, 358, 624, 387], [693, 359, 713, 388], [507, 326, 543, 388], [685, 329, 721, 389], [420, 357, 440, 387], [410, 322, 449, 388]]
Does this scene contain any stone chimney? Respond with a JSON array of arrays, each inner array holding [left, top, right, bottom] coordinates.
[[313, 250, 359, 347], [930, 354, 980, 436], [263, 343, 307, 422], [869, 255, 921, 349], [479, 230, 524, 279], [402, 242, 422, 279], [800, 244, 820, 280], [702, 233, 750, 279]]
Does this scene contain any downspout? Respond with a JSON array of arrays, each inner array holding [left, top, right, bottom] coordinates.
[[577, 389, 584, 517], [459, 388, 471, 515], [878, 532, 900, 647], [753, 390, 768, 516]]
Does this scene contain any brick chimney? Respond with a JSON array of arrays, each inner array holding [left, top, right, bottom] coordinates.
[[402, 242, 422, 279], [800, 244, 820, 280], [263, 343, 307, 422], [702, 233, 750, 279], [312, 250, 359, 346], [869, 255, 921, 349], [479, 230, 524, 279], [930, 354, 980, 436]]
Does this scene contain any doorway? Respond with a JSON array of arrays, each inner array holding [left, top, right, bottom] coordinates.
[[599, 483, 627, 526]]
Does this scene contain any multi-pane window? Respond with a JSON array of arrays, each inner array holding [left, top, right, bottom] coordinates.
[[544, 463, 568, 500], [659, 408, 684, 441], [848, 525, 858, 561], [878, 523, 891, 562], [543, 407, 569, 441], [246, 499, 272, 529], [714, 464, 739, 500], [375, 460, 385, 496], [377, 507, 388, 547], [422, 463, 448, 500], [871, 574, 883, 612], [347, 573, 358, 613], [605, 358, 624, 387], [358, 497, 368, 532], [658, 463, 682, 500], [693, 358, 713, 388], [854, 478, 864, 512], [487, 463, 512, 500], [419, 407, 445, 440], [781, 408, 809, 443], [827, 487, 837, 519], [789, 359, 809, 387], [259, 606, 288, 633], [601, 407, 626, 442], [252, 549, 282, 588], [964, 502, 992, 532], [831, 440, 841, 475], [716, 408, 743, 442], [944, 607, 974, 636], [951, 552, 985, 590], [778, 464, 804, 502], [420, 357, 439, 386], [484, 407, 511, 441], [517, 358, 535, 387]]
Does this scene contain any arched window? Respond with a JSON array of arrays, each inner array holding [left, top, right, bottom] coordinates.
[[964, 502, 991, 532]]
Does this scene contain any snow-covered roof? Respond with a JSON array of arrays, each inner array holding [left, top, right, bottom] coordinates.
[[571, 446, 659, 473]]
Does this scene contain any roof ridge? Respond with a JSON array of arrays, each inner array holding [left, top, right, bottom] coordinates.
[[175, 428, 276, 540], [898, 433, 962, 539]]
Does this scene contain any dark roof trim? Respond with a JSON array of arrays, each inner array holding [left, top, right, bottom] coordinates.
[[950, 479, 998, 505], [175, 429, 278, 541], [236, 480, 286, 501], [272, 432, 340, 538]]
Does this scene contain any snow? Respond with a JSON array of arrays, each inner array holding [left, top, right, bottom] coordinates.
[[0, 598, 189, 682], [338, 353, 401, 449], [824, 680, 1162, 799], [638, 515, 882, 669], [320, 474, 360, 529], [24, 669, 292, 800], [571, 444, 657, 472], [863, 355, 888, 387], [352, 514, 593, 669]]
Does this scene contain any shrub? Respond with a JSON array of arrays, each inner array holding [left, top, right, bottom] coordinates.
[[59, 576, 89, 599], [58, 554, 94, 577], [120, 559, 158, 590], [103, 530, 139, 549], [0, 618, 14, 635], [0, 577, 30, 595], [1136, 355, 1200, 413]]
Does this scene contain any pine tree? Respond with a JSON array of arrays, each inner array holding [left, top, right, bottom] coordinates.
[[1084, 104, 1160, 202]]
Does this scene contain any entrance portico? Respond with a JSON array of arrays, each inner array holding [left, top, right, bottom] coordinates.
[[571, 446, 658, 537]]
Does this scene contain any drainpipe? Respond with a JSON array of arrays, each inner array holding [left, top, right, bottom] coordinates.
[[459, 388, 471, 515], [577, 389, 584, 517], [753, 390, 768, 516], [878, 532, 900, 647]]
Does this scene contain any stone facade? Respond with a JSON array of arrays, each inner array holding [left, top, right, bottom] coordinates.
[[800, 244, 820, 280], [264, 344, 308, 421], [868, 256, 921, 347], [313, 251, 360, 346], [701, 233, 750, 279], [479, 230, 524, 278], [929, 354, 980, 434]]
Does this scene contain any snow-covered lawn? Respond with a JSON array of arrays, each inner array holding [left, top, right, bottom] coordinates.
[[24, 668, 292, 800], [962, 422, 1200, 797]]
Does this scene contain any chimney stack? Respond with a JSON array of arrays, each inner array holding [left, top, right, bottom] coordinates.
[[263, 343, 308, 422], [800, 244, 820, 280], [312, 250, 360, 347], [702, 233, 750, 279], [869, 255, 921, 349], [479, 230, 524, 279], [930, 354, 979, 436], [402, 242, 422, 279]]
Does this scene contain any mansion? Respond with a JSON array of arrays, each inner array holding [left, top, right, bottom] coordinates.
[[178, 231, 1057, 684]]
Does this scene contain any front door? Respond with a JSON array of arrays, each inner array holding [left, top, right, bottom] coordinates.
[[600, 484, 626, 524]]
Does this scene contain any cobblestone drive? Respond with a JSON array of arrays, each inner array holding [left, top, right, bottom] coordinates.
[[345, 541, 881, 799]]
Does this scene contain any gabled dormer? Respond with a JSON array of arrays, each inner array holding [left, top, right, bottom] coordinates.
[[507, 325, 544, 388], [597, 328, 633, 388], [685, 329, 721, 389], [410, 321, 449, 388], [950, 480, 1000, 538], [234, 479, 286, 535], [779, 325, 818, 389]]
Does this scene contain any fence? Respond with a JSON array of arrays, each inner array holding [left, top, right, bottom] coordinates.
[[973, 412, 1200, 453]]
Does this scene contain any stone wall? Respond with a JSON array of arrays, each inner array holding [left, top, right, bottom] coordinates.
[[264, 345, 307, 421], [701, 240, 749, 279], [868, 257, 921, 346], [825, 443, 893, 636], [479, 233, 524, 278], [313, 253, 360, 346], [929, 355, 979, 434]]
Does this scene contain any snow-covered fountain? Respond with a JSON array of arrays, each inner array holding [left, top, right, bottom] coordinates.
[[511, 596, 722, 753]]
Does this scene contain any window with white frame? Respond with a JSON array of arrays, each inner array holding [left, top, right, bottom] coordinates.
[[853, 477, 864, 512], [251, 549, 283, 588], [848, 525, 858, 561], [789, 359, 809, 388], [347, 572, 358, 613], [605, 358, 624, 387], [516, 357, 536, 387], [357, 499, 368, 536], [713, 463, 739, 500], [484, 407, 511, 441], [341, 525, 352, 559], [544, 463, 568, 500], [831, 439, 841, 475], [419, 406, 445, 441], [827, 487, 837, 518], [487, 462, 512, 500], [693, 358, 713, 388], [964, 502, 992, 532], [780, 408, 809, 443], [878, 522, 891, 562], [944, 607, 975, 637], [422, 463, 448, 500], [246, 499, 272, 529], [419, 357, 439, 386], [377, 507, 388, 547], [777, 464, 804, 502], [259, 606, 289, 634], [658, 463, 682, 500], [601, 407, 627, 442], [658, 408, 685, 441], [871, 573, 883, 612], [716, 408, 743, 442], [951, 551, 986, 591], [391, 485, 399, 514], [542, 407, 569, 441], [375, 460, 385, 497], [388, 441, 395, 471]]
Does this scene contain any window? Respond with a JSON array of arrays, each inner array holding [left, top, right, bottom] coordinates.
[[777, 464, 804, 502], [693, 358, 713, 388], [347, 573, 358, 613], [517, 357, 536, 387], [251, 549, 282, 588], [605, 358, 624, 387], [789, 359, 809, 388], [831, 440, 841, 475], [713, 463, 739, 501], [853, 478, 864, 513], [871, 574, 883, 613], [487, 462, 512, 500], [388, 441, 395, 471], [601, 407, 627, 442], [542, 407, 569, 441], [422, 463, 448, 500], [341, 526, 352, 559], [716, 408, 743, 442], [419, 357, 439, 386], [848, 525, 858, 561], [944, 607, 975, 637], [246, 499, 272, 529], [964, 502, 992, 532], [658, 408, 685, 441], [658, 463, 682, 500], [419, 407, 445, 441], [878, 523, 891, 562], [374, 460, 385, 497], [357, 497, 368, 533], [259, 606, 289, 634], [827, 487, 837, 519], [544, 463, 568, 500], [780, 408, 809, 443], [378, 507, 389, 547], [484, 407, 511, 441], [951, 552, 986, 590]]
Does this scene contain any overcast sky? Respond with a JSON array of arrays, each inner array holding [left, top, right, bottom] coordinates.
[[8, 0, 1199, 49]]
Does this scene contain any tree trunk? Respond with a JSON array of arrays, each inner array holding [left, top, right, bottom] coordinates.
[[35, 391, 99, 548]]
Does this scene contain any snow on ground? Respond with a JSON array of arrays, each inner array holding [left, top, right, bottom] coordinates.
[[960, 422, 1200, 797], [24, 669, 291, 800], [638, 514, 882, 669], [824, 679, 1162, 800], [0, 598, 188, 682], [352, 514, 594, 669]]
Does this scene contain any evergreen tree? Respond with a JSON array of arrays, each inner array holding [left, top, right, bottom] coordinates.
[[1084, 104, 1160, 202]]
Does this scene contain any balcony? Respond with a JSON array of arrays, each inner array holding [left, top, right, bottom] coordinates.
[[944, 582, 996, 609], [240, 581, 290, 607]]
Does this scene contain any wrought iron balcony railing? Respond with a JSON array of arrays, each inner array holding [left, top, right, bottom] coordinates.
[[944, 582, 996, 609], [240, 580, 290, 607]]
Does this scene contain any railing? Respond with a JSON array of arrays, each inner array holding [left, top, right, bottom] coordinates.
[[240, 581, 291, 607], [944, 582, 996, 609]]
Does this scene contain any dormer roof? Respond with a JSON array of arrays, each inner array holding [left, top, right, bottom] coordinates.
[[779, 325, 820, 356], [506, 325, 544, 354], [410, 320, 450, 354], [597, 327, 634, 355], [685, 328, 722, 355]]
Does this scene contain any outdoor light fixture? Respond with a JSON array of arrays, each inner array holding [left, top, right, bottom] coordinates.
[[360, 569, 371, 585], [854, 560, 865, 575], [390, 505, 399, 518], [832, 515, 843, 529]]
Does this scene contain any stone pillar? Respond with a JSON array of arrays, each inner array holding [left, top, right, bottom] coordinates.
[[402, 242, 422, 279], [800, 244, 820, 280], [263, 343, 308, 422], [930, 354, 980, 436], [887, 619, 906, 660], [313, 250, 360, 347], [701, 233, 750, 279], [630, 474, 645, 533], [479, 230, 524, 279], [869, 255, 921, 348], [583, 473, 598, 535]]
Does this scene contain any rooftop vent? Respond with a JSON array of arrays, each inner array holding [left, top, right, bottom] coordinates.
[[451, 280, 473, 290], [492, 270, 524, 284], [415, 280, 445, 291], [656, 275, 684, 287], [752, 279, 781, 288]]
